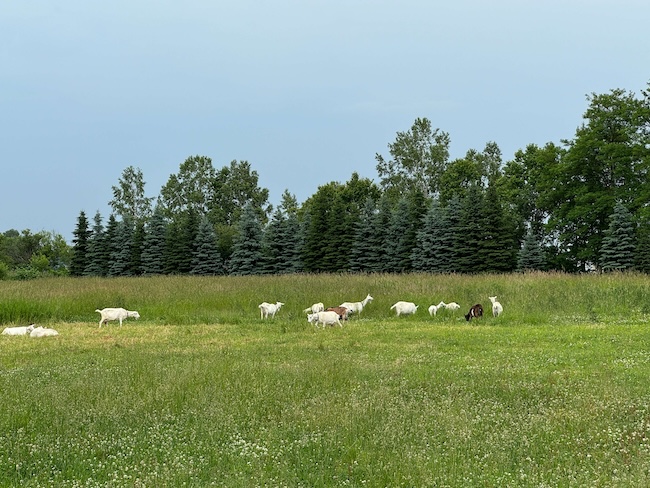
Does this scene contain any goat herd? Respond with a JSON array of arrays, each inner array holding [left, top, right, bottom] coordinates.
[[1, 297, 504, 337], [260, 294, 504, 328]]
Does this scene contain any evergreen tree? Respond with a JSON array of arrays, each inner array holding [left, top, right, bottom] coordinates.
[[438, 196, 464, 272], [349, 197, 378, 272], [130, 220, 145, 275], [412, 199, 446, 272], [371, 195, 394, 272], [164, 217, 184, 274], [70, 211, 90, 276], [283, 211, 304, 273], [635, 218, 650, 273], [600, 201, 636, 271], [480, 183, 517, 272], [141, 206, 168, 275], [191, 216, 223, 275], [84, 211, 106, 276], [108, 219, 133, 276], [385, 197, 414, 272], [457, 185, 485, 272], [229, 203, 264, 275], [517, 228, 547, 271], [103, 214, 119, 276]]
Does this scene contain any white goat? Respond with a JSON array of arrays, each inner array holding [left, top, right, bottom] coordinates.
[[96, 307, 140, 328], [428, 304, 439, 316], [259, 301, 284, 319], [340, 294, 373, 315], [2, 324, 35, 336], [439, 301, 461, 311], [307, 311, 342, 328], [489, 296, 503, 317], [303, 302, 325, 314], [390, 301, 418, 317], [29, 326, 59, 337]]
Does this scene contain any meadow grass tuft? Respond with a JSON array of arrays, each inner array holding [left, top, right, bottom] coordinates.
[[2, 273, 650, 486]]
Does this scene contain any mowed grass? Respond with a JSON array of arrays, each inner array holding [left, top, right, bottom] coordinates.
[[2, 273, 650, 486]]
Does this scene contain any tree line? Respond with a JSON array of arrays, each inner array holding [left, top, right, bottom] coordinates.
[[2, 83, 650, 279]]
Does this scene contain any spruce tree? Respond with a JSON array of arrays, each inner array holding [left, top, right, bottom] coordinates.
[[349, 197, 378, 272], [102, 215, 119, 276], [108, 219, 133, 276], [600, 201, 636, 271], [84, 211, 106, 276], [70, 211, 90, 276], [283, 211, 304, 273], [457, 186, 485, 273], [438, 196, 463, 273], [635, 218, 650, 273], [480, 183, 517, 272], [229, 203, 264, 275], [371, 195, 394, 272], [130, 220, 145, 276], [517, 228, 547, 271], [412, 199, 446, 272], [141, 206, 168, 275], [385, 197, 413, 272], [191, 216, 223, 275]]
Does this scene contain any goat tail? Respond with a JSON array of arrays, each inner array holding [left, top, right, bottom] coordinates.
[[95, 309, 101, 313]]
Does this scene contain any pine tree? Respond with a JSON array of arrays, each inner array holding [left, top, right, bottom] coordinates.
[[385, 197, 413, 272], [84, 211, 106, 276], [438, 196, 464, 273], [371, 195, 394, 272], [412, 199, 446, 272], [70, 211, 90, 276], [517, 228, 547, 271], [480, 184, 517, 272], [349, 197, 378, 272], [457, 186, 485, 273], [229, 203, 264, 275], [635, 218, 650, 273], [130, 220, 145, 276], [108, 219, 133, 276], [191, 217, 223, 275], [141, 206, 168, 275], [600, 201, 636, 271], [102, 215, 119, 276]]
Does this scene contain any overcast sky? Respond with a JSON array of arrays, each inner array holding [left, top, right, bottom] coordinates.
[[2, 0, 649, 241]]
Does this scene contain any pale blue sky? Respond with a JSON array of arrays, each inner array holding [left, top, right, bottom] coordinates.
[[2, 0, 649, 240]]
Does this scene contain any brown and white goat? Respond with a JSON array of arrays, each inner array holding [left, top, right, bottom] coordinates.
[[465, 303, 483, 321]]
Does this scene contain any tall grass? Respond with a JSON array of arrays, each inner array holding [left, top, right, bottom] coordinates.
[[2, 273, 650, 486]]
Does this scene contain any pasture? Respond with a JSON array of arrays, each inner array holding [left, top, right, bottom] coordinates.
[[2, 273, 650, 486]]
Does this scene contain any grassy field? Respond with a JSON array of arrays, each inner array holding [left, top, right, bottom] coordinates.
[[2, 273, 650, 487]]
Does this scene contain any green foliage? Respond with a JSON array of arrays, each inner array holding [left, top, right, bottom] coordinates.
[[191, 217, 224, 275], [70, 211, 90, 276], [109, 165, 153, 223], [229, 203, 264, 275], [517, 228, 547, 271], [141, 206, 168, 275], [376, 117, 450, 199], [600, 201, 636, 271]]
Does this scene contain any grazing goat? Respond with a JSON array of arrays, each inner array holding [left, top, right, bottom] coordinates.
[[465, 304, 484, 321], [442, 301, 461, 311], [326, 306, 349, 321], [307, 311, 342, 328], [29, 326, 59, 337], [303, 302, 325, 314], [2, 324, 35, 336], [340, 294, 373, 315], [258, 301, 284, 319], [390, 301, 418, 317], [96, 307, 140, 328], [488, 296, 503, 317], [428, 304, 439, 316]]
